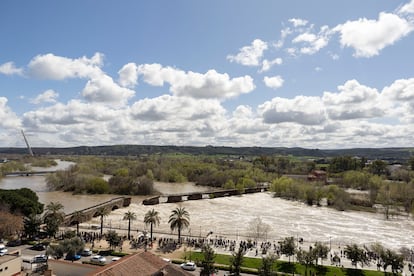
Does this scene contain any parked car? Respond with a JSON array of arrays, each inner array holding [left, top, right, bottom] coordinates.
[[65, 254, 81, 261], [111, 257, 121, 262], [90, 255, 106, 264], [31, 243, 46, 251], [33, 255, 48, 263], [79, 248, 92, 256], [6, 240, 22, 247], [180, 262, 196, 271], [0, 244, 7, 256]]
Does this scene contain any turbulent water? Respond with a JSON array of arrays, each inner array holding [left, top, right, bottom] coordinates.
[[1, 160, 413, 251], [94, 192, 414, 251]]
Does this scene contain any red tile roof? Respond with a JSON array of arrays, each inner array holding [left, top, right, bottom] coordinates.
[[88, 252, 193, 276]]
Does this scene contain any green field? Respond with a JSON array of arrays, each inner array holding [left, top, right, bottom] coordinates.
[[182, 252, 390, 276]]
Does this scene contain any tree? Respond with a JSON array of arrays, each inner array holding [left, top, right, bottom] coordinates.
[[43, 201, 65, 238], [71, 210, 86, 236], [296, 248, 317, 276], [144, 209, 160, 243], [47, 236, 84, 260], [229, 246, 245, 276], [313, 242, 329, 265], [95, 207, 110, 236], [280, 236, 296, 263], [123, 210, 137, 240], [23, 213, 42, 239], [258, 254, 277, 276], [200, 244, 217, 276], [246, 217, 271, 242], [380, 249, 404, 274], [343, 244, 370, 268], [168, 207, 190, 243], [368, 160, 388, 176], [106, 230, 122, 251], [0, 211, 23, 240]]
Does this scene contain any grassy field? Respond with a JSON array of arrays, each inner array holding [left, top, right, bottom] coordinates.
[[184, 252, 388, 276]]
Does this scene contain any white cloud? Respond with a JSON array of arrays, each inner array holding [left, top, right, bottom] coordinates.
[[260, 58, 283, 72], [137, 63, 184, 86], [274, 27, 292, 49], [323, 80, 384, 120], [258, 96, 326, 125], [291, 26, 330, 55], [28, 52, 104, 79], [381, 77, 414, 122], [118, 63, 138, 88], [398, 0, 414, 14], [23, 100, 122, 127], [0, 97, 21, 129], [130, 95, 225, 122], [263, 76, 284, 89], [289, 18, 308, 27], [30, 89, 59, 104], [0, 62, 23, 76], [334, 12, 414, 57], [227, 39, 268, 66], [82, 74, 135, 106], [137, 64, 255, 100]]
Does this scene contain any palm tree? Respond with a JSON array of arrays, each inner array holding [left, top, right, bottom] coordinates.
[[168, 207, 189, 243], [23, 214, 42, 239], [123, 211, 137, 240], [71, 210, 86, 236], [95, 207, 110, 236], [43, 202, 65, 237], [144, 209, 160, 243]]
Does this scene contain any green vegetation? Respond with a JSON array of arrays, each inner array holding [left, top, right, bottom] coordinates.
[[185, 252, 387, 276], [0, 188, 44, 216]]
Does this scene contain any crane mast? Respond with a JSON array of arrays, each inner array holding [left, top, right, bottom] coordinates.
[[21, 130, 34, 156]]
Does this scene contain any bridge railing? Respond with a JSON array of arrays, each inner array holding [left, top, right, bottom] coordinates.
[[64, 196, 129, 218]]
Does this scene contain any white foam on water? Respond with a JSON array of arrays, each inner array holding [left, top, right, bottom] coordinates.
[[98, 192, 414, 250]]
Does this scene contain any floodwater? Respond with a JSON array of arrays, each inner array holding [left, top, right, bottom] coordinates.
[[1, 161, 414, 250]]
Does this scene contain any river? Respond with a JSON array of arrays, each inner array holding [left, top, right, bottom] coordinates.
[[1, 161, 413, 251]]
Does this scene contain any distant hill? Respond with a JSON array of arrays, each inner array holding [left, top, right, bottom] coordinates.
[[0, 145, 413, 163]]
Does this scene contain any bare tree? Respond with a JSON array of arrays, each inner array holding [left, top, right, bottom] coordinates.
[[246, 216, 271, 242]]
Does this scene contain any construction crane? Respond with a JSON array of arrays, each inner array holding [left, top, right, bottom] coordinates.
[[21, 129, 34, 156]]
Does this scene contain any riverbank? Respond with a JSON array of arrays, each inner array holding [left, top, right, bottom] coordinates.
[[80, 230, 410, 276]]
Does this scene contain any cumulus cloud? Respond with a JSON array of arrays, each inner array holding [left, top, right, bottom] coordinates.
[[0, 97, 21, 129], [291, 25, 331, 55], [333, 12, 414, 57], [258, 96, 326, 125], [263, 76, 284, 89], [323, 80, 384, 120], [30, 89, 59, 104], [227, 39, 268, 66], [137, 64, 255, 100], [28, 52, 104, 79], [130, 95, 225, 121], [0, 62, 23, 76], [118, 63, 138, 88], [398, 0, 414, 14], [82, 75, 135, 106], [23, 100, 121, 127], [289, 18, 308, 27], [260, 58, 283, 72]]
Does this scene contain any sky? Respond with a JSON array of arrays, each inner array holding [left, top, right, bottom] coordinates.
[[1, 0, 414, 149]]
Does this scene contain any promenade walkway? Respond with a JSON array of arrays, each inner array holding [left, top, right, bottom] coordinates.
[[68, 225, 413, 276]]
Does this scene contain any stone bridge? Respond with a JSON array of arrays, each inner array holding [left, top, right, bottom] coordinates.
[[63, 196, 131, 226], [143, 185, 268, 205]]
